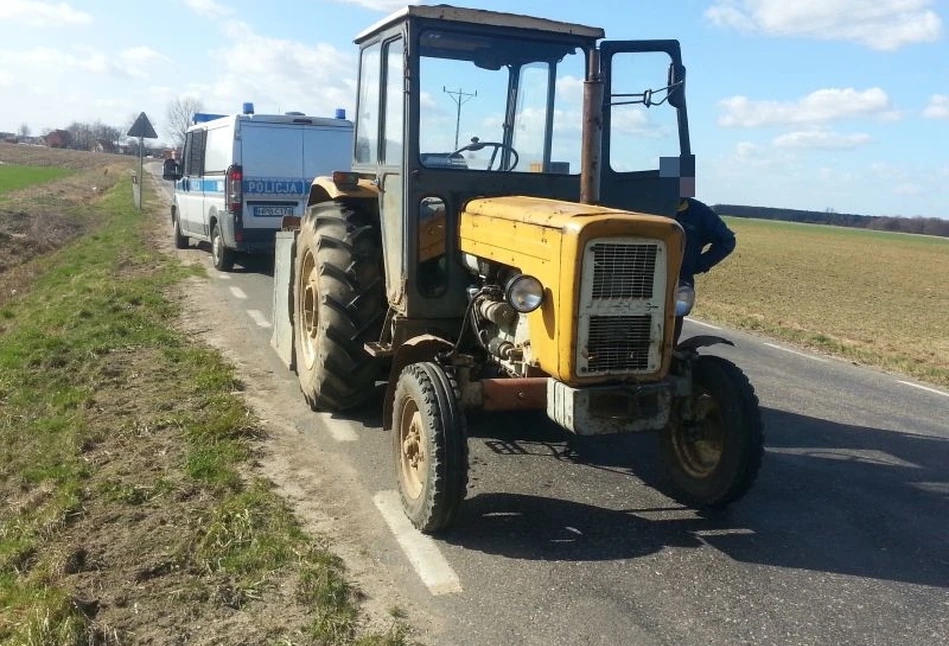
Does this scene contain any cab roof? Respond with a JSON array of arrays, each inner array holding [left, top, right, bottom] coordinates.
[[354, 4, 605, 44]]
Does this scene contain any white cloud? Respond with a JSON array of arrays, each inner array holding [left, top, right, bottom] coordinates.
[[819, 167, 856, 183], [0, 0, 92, 27], [923, 94, 949, 119], [893, 183, 924, 195], [718, 87, 895, 127], [184, 0, 232, 18], [120, 46, 171, 67], [204, 21, 356, 118], [0, 47, 110, 75], [0, 45, 168, 81], [705, 0, 942, 51], [556, 75, 584, 105], [329, 0, 424, 12], [773, 130, 872, 150], [735, 142, 762, 159]]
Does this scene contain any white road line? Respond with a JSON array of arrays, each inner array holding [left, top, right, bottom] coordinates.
[[246, 309, 272, 329], [215, 273, 232, 280], [898, 380, 949, 398], [687, 318, 722, 331], [764, 342, 828, 363], [229, 286, 247, 299], [372, 491, 462, 596], [321, 415, 358, 442]]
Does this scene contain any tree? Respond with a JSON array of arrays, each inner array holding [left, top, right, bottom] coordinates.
[[17, 123, 30, 138], [166, 97, 203, 148]]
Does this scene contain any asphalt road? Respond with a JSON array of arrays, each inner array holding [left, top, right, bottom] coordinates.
[[150, 168, 949, 646]]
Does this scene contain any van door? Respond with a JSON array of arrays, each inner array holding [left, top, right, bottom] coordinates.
[[180, 129, 208, 236], [240, 124, 309, 241], [302, 124, 352, 182]]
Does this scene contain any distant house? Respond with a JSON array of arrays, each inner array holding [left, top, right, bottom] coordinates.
[[0, 131, 16, 144], [45, 129, 72, 148]]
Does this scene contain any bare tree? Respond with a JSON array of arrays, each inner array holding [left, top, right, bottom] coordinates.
[[166, 97, 203, 148], [17, 123, 30, 138]]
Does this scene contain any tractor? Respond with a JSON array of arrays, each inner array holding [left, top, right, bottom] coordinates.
[[271, 5, 763, 533]]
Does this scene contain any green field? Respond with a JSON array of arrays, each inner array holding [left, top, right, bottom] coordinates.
[[0, 164, 74, 195], [695, 217, 949, 387]]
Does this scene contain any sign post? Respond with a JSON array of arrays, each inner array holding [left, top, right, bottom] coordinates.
[[126, 112, 158, 210]]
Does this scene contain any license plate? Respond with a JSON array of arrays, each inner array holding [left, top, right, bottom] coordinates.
[[254, 206, 295, 217]]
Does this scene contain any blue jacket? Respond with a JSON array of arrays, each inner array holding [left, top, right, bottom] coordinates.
[[675, 198, 736, 284]]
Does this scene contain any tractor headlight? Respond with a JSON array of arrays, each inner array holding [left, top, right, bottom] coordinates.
[[505, 274, 544, 313], [675, 282, 695, 317]]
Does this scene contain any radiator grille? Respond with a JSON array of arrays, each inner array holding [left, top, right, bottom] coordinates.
[[586, 315, 652, 372], [590, 243, 658, 299]]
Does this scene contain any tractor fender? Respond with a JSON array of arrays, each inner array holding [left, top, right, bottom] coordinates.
[[677, 334, 734, 353], [382, 335, 455, 430], [306, 176, 380, 207]]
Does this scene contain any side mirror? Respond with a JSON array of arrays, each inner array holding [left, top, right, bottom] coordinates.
[[667, 62, 686, 110], [162, 161, 181, 181]]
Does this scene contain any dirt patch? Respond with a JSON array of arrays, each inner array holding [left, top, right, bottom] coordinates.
[[0, 151, 133, 306]]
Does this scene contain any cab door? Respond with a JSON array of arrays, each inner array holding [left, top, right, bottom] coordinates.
[[598, 40, 694, 218]]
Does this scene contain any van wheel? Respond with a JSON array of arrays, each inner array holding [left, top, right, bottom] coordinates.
[[173, 211, 189, 249], [393, 362, 467, 533], [661, 355, 763, 509], [210, 222, 235, 271], [293, 200, 385, 411]]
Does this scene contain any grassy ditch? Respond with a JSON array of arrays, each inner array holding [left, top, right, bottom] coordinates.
[[0, 179, 414, 645], [695, 217, 949, 388], [0, 165, 74, 195]]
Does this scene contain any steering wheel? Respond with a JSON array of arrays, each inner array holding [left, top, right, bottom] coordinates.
[[452, 137, 520, 172]]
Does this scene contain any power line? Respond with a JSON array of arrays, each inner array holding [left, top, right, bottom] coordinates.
[[443, 86, 478, 150]]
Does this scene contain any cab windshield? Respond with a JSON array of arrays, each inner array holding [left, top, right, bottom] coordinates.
[[418, 29, 585, 175]]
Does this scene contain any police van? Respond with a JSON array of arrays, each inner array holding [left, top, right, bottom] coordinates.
[[163, 103, 353, 270]]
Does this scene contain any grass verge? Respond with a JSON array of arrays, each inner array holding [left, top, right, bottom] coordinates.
[[696, 217, 949, 388], [0, 178, 415, 645], [0, 165, 74, 195]]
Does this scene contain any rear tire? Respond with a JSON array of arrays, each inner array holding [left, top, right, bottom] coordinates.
[[393, 362, 468, 533], [661, 355, 763, 509], [292, 200, 385, 411], [211, 222, 235, 271], [173, 210, 188, 249]]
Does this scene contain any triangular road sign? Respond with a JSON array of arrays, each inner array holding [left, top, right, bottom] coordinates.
[[127, 112, 158, 139]]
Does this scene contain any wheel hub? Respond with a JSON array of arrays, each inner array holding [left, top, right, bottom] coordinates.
[[673, 393, 724, 479], [299, 250, 318, 368], [399, 404, 426, 500]]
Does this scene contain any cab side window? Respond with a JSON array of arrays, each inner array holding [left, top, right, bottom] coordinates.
[[355, 42, 382, 164]]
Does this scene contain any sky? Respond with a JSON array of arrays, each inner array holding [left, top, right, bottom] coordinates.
[[1, 0, 947, 218]]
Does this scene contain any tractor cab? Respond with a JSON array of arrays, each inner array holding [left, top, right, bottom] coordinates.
[[349, 5, 694, 319]]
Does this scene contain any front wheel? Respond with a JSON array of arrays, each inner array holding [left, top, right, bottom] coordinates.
[[393, 362, 468, 534], [173, 210, 189, 249], [661, 355, 763, 509], [210, 222, 235, 271]]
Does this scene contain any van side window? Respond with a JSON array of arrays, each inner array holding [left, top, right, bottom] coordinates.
[[188, 129, 208, 176], [355, 42, 381, 164], [383, 38, 404, 164], [181, 132, 193, 176]]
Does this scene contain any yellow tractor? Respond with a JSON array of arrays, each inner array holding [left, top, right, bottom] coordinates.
[[272, 5, 763, 533]]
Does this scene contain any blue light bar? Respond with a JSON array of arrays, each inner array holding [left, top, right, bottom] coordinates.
[[192, 112, 226, 124]]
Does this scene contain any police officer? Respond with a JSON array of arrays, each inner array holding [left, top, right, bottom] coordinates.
[[673, 197, 736, 345]]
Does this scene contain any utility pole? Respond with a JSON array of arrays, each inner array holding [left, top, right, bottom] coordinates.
[[443, 86, 477, 149]]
